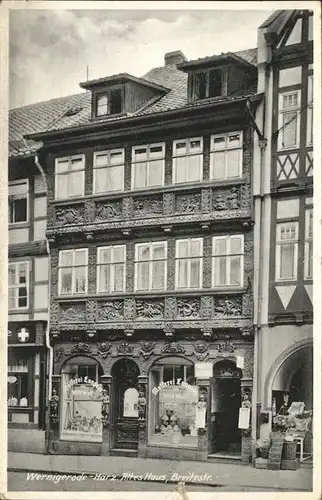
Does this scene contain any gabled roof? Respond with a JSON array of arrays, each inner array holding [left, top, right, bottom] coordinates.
[[9, 48, 258, 157]]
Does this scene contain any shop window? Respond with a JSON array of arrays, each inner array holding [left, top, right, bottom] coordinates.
[[210, 132, 242, 180], [131, 143, 165, 189], [97, 245, 126, 293], [134, 241, 167, 291], [8, 261, 29, 310], [212, 235, 244, 287], [304, 208, 313, 279], [175, 238, 203, 289], [172, 138, 203, 184], [149, 358, 198, 448], [58, 249, 88, 295], [278, 91, 301, 150], [60, 357, 103, 442], [9, 180, 29, 224], [275, 221, 299, 281], [93, 149, 124, 194], [55, 155, 85, 200], [7, 353, 30, 407]]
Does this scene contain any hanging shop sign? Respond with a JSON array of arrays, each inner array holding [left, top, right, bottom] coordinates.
[[195, 362, 213, 379], [236, 355, 244, 369]]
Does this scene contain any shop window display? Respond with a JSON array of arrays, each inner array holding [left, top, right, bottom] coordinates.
[[149, 358, 199, 447], [60, 357, 103, 442]]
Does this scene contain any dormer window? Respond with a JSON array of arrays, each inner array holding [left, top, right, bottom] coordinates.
[[192, 68, 224, 100], [95, 87, 124, 117]]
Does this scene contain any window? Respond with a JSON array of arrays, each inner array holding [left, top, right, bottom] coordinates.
[[55, 156, 85, 199], [9, 180, 28, 224], [278, 91, 301, 150], [212, 235, 244, 287], [210, 132, 243, 180], [8, 262, 29, 310], [97, 245, 126, 293], [173, 138, 203, 184], [61, 357, 103, 443], [132, 143, 165, 189], [304, 208, 313, 279], [175, 238, 203, 289], [95, 88, 123, 117], [275, 222, 299, 281], [149, 358, 198, 448], [191, 68, 223, 100], [135, 241, 167, 291], [93, 149, 124, 194], [58, 249, 88, 295], [307, 75, 313, 145]]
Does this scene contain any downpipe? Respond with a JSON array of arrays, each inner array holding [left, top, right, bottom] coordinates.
[[34, 154, 53, 421]]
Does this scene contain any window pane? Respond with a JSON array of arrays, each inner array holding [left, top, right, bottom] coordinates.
[[209, 69, 222, 97], [230, 256, 241, 285], [8, 266, 16, 286], [95, 154, 108, 167], [69, 171, 84, 196], [8, 288, 16, 309], [134, 162, 147, 188], [70, 158, 84, 171], [99, 265, 110, 292], [56, 174, 68, 199], [61, 268, 72, 294], [95, 167, 108, 193], [306, 242, 313, 278], [308, 15, 313, 41], [230, 236, 242, 254], [61, 251, 73, 266], [174, 142, 187, 155], [152, 244, 165, 260], [110, 150, 124, 165], [177, 259, 188, 288], [107, 165, 122, 191], [18, 263, 27, 283], [110, 89, 122, 115], [177, 241, 189, 258], [174, 157, 186, 183], [211, 152, 225, 179], [75, 250, 86, 266], [56, 160, 69, 174], [186, 155, 201, 182], [190, 259, 201, 287], [214, 256, 227, 285], [134, 147, 147, 162], [137, 262, 149, 290], [189, 139, 202, 153], [148, 160, 163, 186], [152, 261, 165, 289], [149, 145, 163, 159], [113, 246, 125, 262], [280, 244, 295, 279], [228, 134, 241, 148], [193, 72, 207, 99], [97, 94, 108, 116], [282, 113, 297, 147], [12, 198, 27, 223], [213, 136, 225, 150], [137, 245, 150, 261], [74, 267, 86, 293], [114, 264, 124, 291], [226, 149, 240, 178], [191, 239, 202, 257], [214, 238, 227, 255]]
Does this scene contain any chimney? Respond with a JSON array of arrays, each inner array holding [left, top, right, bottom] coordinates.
[[164, 50, 187, 67]]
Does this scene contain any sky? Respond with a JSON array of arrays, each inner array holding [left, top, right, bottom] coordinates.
[[9, 8, 275, 109]]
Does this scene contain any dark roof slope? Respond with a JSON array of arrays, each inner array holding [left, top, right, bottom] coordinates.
[[9, 48, 257, 157]]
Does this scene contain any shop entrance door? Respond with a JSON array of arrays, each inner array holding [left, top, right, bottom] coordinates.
[[211, 361, 242, 456], [111, 359, 140, 450]]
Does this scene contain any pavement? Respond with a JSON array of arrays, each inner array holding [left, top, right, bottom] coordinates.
[[7, 452, 313, 492]]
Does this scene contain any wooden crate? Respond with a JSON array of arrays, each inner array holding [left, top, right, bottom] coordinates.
[[281, 459, 300, 471]]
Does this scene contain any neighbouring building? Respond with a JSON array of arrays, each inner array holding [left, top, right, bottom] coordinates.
[[23, 48, 262, 462], [254, 9, 313, 460], [7, 130, 49, 452]]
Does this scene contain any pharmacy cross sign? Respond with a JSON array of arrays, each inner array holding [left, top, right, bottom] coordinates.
[[17, 327, 30, 343]]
